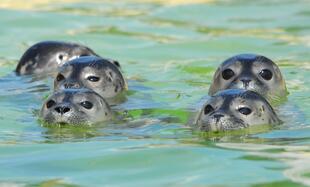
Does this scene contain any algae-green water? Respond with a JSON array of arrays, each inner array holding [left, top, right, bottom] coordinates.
[[0, 0, 310, 186]]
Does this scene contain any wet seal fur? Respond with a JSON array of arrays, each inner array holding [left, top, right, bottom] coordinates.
[[209, 54, 287, 103], [194, 89, 281, 132], [40, 89, 112, 125], [54, 56, 127, 100], [16, 41, 99, 75]]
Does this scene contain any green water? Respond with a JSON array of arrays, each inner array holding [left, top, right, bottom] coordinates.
[[0, 0, 310, 186]]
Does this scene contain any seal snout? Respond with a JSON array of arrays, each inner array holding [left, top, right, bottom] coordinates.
[[54, 56, 127, 101], [209, 113, 226, 131], [209, 54, 287, 103], [40, 89, 112, 125], [195, 89, 281, 132], [231, 77, 254, 91]]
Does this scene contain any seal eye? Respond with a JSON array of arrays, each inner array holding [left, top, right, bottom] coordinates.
[[46, 100, 56, 109], [238, 107, 252, 115], [56, 53, 68, 64], [87, 76, 100, 82], [80, 101, 93, 109], [222, 69, 235, 80], [113, 61, 120, 68], [204, 105, 214, 115], [259, 69, 273, 80], [56, 74, 65, 82], [58, 54, 63, 61], [79, 54, 89, 57]]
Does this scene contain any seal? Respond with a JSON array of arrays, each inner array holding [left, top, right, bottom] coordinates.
[[209, 54, 287, 103], [54, 56, 127, 100], [40, 89, 112, 125], [15, 41, 101, 75], [194, 89, 281, 132]]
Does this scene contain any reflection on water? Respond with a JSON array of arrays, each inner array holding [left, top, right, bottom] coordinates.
[[0, 0, 309, 186], [217, 142, 310, 186], [68, 26, 178, 43]]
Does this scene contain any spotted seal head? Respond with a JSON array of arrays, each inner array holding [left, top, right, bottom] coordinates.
[[40, 89, 112, 125], [194, 89, 281, 132], [16, 41, 100, 75], [54, 56, 127, 100], [209, 54, 287, 103]]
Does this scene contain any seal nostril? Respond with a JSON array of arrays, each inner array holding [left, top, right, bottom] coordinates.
[[55, 107, 62, 114], [54, 106, 70, 114], [213, 114, 224, 119], [241, 79, 251, 88], [63, 107, 70, 113], [64, 83, 72, 89], [241, 79, 251, 83], [213, 114, 224, 123], [64, 83, 79, 89]]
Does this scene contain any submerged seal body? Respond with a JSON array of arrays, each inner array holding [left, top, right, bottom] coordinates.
[[40, 89, 112, 125], [16, 41, 99, 75], [54, 56, 127, 100], [209, 54, 287, 103], [194, 89, 281, 132]]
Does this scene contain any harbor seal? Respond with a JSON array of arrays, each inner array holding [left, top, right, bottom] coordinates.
[[54, 56, 127, 100], [194, 89, 281, 132], [209, 54, 287, 103], [40, 89, 112, 125], [16, 41, 100, 75]]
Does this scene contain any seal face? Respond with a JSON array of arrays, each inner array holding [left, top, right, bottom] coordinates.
[[16, 41, 99, 75], [209, 54, 287, 102], [194, 89, 281, 132], [54, 56, 127, 100], [40, 89, 112, 125]]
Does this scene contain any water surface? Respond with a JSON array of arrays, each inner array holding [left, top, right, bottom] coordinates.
[[0, 0, 310, 186]]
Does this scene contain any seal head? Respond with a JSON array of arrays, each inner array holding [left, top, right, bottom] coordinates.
[[54, 56, 127, 100], [194, 89, 281, 132], [209, 54, 287, 102], [16, 41, 99, 75], [40, 89, 112, 125]]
